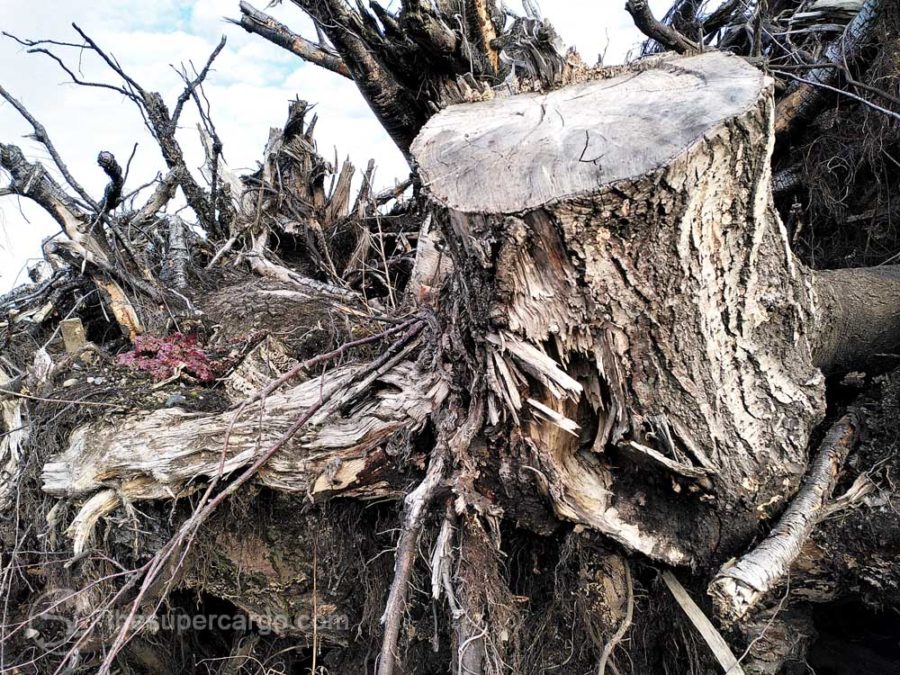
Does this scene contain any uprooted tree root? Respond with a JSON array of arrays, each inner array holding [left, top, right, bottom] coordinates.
[[2, 1, 900, 674]]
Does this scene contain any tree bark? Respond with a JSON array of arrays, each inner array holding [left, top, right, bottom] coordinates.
[[708, 413, 860, 623], [411, 50, 900, 565], [43, 51, 900, 572], [811, 266, 900, 373]]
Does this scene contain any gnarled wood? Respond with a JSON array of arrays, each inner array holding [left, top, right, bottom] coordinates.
[[412, 51, 899, 565], [43, 360, 443, 501]]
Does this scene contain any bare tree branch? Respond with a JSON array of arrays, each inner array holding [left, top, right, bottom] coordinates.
[[701, 0, 744, 37], [97, 151, 124, 214], [231, 1, 351, 78], [709, 413, 861, 623], [130, 170, 179, 229], [70, 23, 145, 94], [0, 142, 94, 246], [7, 25, 225, 235], [170, 36, 227, 127], [774, 69, 900, 124], [0, 143, 164, 305], [625, 0, 699, 54], [0, 83, 98, 210], [289, 0, 427, 154]]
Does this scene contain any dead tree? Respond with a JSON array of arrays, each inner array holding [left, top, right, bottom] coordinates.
[[1, 2, 899, 674]]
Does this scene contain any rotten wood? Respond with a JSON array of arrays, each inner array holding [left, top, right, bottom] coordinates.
[[43, 358, 442, 502]]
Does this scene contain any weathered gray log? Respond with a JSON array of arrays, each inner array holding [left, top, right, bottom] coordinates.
[[412, 51, 900, 565], [43, 358, 442, 502], [774, 0, 880, 135]]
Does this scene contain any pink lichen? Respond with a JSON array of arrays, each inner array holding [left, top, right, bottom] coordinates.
[[117, 333, 219, 382]]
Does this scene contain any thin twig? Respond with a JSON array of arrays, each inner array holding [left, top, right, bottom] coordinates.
[[171, 37, 227, 127], [0, 389, 127, 410], [772, 70, 900, 120]]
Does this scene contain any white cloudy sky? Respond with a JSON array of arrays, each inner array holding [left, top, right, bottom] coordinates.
[[0, 0, 671, 291]]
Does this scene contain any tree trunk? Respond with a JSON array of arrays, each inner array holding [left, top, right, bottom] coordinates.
[[411, 50, 900, 565]]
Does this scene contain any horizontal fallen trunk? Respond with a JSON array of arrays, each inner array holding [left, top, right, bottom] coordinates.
[[811, 266, 900, 373], [43, 359, 443, 501]]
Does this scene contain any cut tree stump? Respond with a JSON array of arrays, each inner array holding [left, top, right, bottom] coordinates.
[[412, 50, 900, 565], [8, 7, 900, 672]]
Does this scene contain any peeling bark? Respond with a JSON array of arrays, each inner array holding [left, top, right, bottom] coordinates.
[[413, 51, 899, 565], [709, 413, 860, 623], [414, 52, 825, 565]]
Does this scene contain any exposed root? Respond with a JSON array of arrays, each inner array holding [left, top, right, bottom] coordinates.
[[709, 413, 861, 624], [378, 400, 484, 675], [377, 449, 446, 675], [597, 559, 633, 675], [65, 489, 121, 557], [452, 512, 524, 675], [91, 319, 427, 675]]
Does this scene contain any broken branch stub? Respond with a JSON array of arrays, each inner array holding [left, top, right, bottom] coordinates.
[[412, 51, 898, 564]]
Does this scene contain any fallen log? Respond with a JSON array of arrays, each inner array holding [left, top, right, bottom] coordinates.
[[43, 358, 443, 502]]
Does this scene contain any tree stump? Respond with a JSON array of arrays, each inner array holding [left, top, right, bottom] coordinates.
[[412, 51, 900, 565]]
